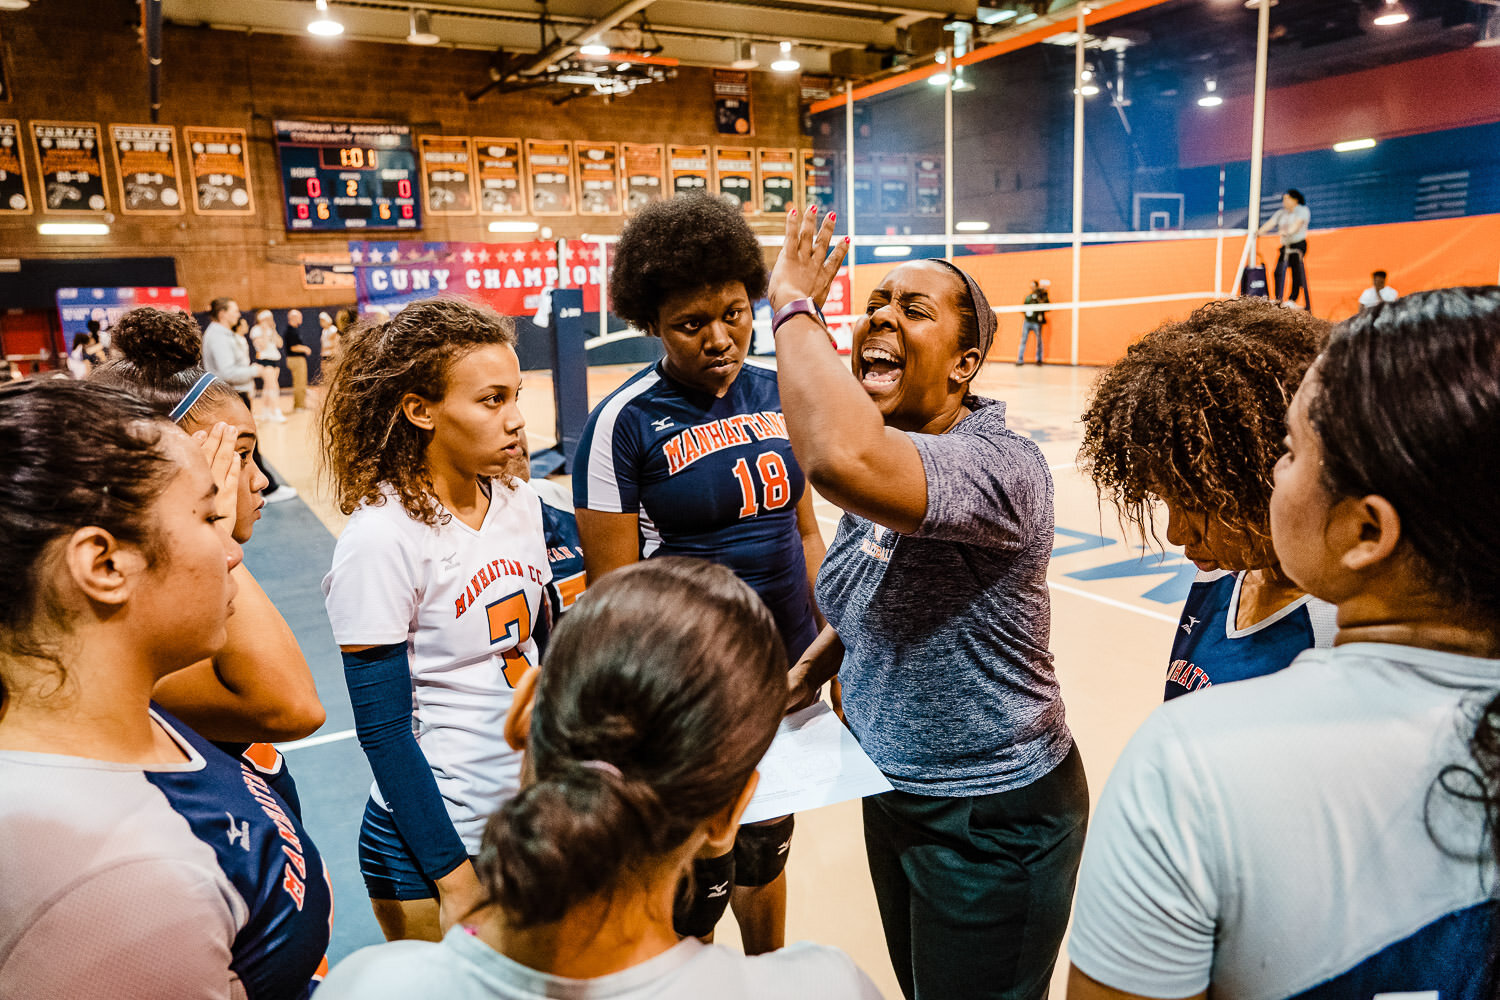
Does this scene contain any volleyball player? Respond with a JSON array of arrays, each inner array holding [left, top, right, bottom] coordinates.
[[93, 305, 324, 812], [517, 429, 587, 626], [1079, 298, 1336, 699], [320, 560, 883, 1000], [574, 194, 826, 952], [0, 380, 332, 999], [321, 298, 550, 943], [1069, 287, 1500, 998]]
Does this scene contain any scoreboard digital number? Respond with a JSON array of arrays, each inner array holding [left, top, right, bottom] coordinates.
[[274, 119, 420, 232]]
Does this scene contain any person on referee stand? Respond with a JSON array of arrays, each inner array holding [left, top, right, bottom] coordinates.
[[1019, 279, 1049, 365]]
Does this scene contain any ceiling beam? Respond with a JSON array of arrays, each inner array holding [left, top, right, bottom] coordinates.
[[512, 0, 658, 75]]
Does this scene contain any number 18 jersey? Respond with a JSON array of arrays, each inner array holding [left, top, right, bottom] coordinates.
[[575, 360, 817, 660]]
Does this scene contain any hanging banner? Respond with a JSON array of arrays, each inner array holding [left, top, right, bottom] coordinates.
[[799, 74, 836, 138], [418, 135, 476, 215], [714, 147, 756, 213], [301, 252, 356, 290], [350, 240, 604, 316], [876, 155, 911, 216], [713, 69, 753, 137], [0, 119, 31, 213], [668, 144, 710, 197], [914, 155, 943, 217], [757, 148, 796, 215], [185, 126, 255, 215], [802, 150, 837, 214], [621, 142, 664, 213], [31, 121, 108, 214], [55, 286, 192, 344], [474, 137, 525, 215], [575, 140, 621, 215], [525, 139, 576, 216], [110, 124, 184, 214], [852, 156, 874, 217]]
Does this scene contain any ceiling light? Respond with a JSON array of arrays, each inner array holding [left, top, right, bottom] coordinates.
[[308, 0, 344, 36], [489, 221, 541, 233], [731, 39, 759, 69], [1373, 0, 1408, 25], [873, 245, 912, 257], [1015, 12, 1038, 23], [1197, 78, 1223, 107], [952, 73, 975, 92], [616, 61, 632, 71], [0, 0, 33, 10], [407, 9, 439, 45], [955, 220, 990, 232], [1333, 138, 1377, 152], [929, 72, 951, 86], [977, 6, 1017, 23], [38, 222, 110, 235], [579, 41, 611, 57], [771, 41, 800, 72]]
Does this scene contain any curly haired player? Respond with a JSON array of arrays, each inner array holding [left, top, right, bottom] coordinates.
[[1079, 297, 1335, 700]]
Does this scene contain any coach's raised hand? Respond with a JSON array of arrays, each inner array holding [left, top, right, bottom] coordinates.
[[768, 204, 849, 312]]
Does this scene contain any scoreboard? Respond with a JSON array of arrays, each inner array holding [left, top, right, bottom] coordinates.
[[274, 119, 420, 232]]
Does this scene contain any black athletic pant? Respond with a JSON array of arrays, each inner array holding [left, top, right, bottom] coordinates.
[[1274, 240, 1310, 310], [863, 744, 1088, 1000], [238, 391, 281, 493]]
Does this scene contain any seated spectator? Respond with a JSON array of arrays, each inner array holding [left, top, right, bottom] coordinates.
[[319, 559, 883, 1000], [1358, 269, 1399, 309]]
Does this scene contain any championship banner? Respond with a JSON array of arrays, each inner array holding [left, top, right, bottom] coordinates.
[[185, 126, 255, 215], [801, 149, 837, 214], [55, 286, 191, 343], [350, 240, 605, 316], [31, 121, 107, 213], [914, 155, 943, 216], [301, 253, 356, 290], [110, 124, 184, 214], [876, 155, 911, 216], [852, 156, 874, 217], [621, 142, 664, 213], [713, 70, 753, 136], [799, 74, 836, 138], [418, 135, 476, 215], [714, 147, 755, 213], [667, 144, 710, 197], [474, 137, 525, 215], [0, 119, 31, 213], [524, 139, 576, 216], [757, 148, 796, 215], [575, 141, 621, 215]]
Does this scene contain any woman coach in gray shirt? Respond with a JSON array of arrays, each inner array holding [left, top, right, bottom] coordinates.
[[769, 207, 1087, 1000]]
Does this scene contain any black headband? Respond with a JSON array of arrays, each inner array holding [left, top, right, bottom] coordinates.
[[932, 259, 996, 358]]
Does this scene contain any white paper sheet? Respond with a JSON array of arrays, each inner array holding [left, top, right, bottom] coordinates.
[[741, 701, 894, 825]]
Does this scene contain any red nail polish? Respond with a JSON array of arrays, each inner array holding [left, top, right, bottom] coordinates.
[[830, 213, 837, 222]]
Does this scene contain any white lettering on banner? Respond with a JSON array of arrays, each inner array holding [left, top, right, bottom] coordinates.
[[433, 269, 449, 290], [504, 270, 521, 288], [523, 267, 542, 286], [371, 270, 389, 291], [465, 269, 481, 289], [413, 270, 430, 291], [391, 271, 409, 291], [546, 267, 559, 286], [483, 269, 501, 289], [572, 266, 586, 284]]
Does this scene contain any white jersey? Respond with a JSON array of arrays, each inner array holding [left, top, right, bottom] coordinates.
[[319, 927, 886, 1000], [323, 480, 550, 853], [1070, 642, 1499, 1000]]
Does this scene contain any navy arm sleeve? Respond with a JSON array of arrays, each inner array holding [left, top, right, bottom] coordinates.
[[342, 644, 469, 880]]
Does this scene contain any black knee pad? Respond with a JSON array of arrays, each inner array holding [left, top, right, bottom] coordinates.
[[673, 850, 734, 939], [732, 814, 795, 888]]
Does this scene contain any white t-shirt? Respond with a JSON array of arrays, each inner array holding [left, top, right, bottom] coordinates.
[[319, 927, 886, 1000], [323, 480, 551, 852], [1070, 642, 1499, 1000], [1358, 285, 1399, 308]]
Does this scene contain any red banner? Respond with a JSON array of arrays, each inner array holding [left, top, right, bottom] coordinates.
[[351, 240, 604, 316]]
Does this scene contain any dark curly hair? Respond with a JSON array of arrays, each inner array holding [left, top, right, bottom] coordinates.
[[1078, 297, 1329, 551], [90, 306, 241, 425], [478, 558, 786, 929], [320, 297, 517, 526], [609, 193, 768, 332]]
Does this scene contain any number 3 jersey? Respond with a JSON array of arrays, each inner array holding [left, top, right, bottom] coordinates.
[[575, 360, 817, 660], [322, 480, 550, 854]]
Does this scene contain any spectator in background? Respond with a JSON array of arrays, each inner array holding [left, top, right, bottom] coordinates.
[[251, 310, 286, 424], [1019, 279, 1050, 366], [202, 297, 297, 504], [283, 309, 311, 411], [319, 311, 341, 369], [67, 333, 92, 379], [1257, 189, 1311, 311], [1358, 270, 1398, 309]]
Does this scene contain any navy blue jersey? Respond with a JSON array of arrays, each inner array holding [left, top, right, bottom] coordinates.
[[532, 477, 588, 620], [575, 361, 817, 660], [1165, 571, 1337, 701], [0, 706, 332, 1000], [215, 740, 304, 817]]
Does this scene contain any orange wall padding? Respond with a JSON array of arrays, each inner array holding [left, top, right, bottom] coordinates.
[[844, 214, 1500, 367]]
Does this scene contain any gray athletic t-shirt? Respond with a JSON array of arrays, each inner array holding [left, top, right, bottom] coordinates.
[[815, 395, 1071, 796], [318, 928, 884, 1000]]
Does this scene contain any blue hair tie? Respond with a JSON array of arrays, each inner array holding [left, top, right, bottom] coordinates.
[[169, 372, 218, 424]]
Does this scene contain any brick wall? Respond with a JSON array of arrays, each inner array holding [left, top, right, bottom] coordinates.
[[0, 0, 807, 310]]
